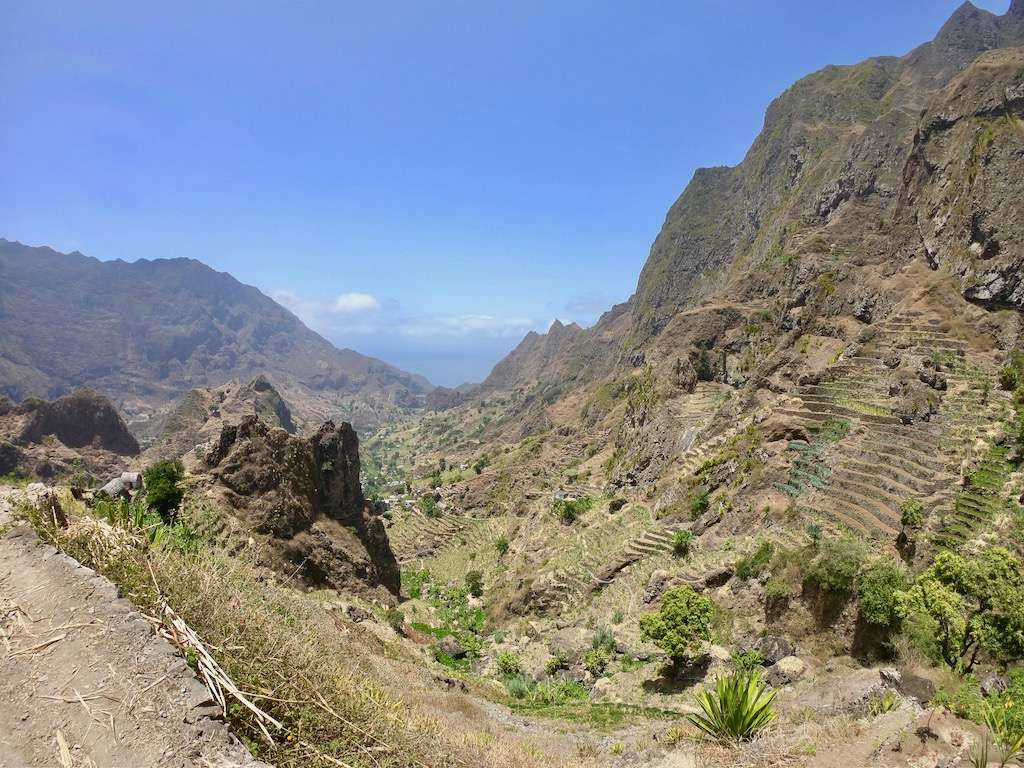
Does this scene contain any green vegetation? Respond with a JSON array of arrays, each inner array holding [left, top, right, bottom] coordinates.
[[92, 496, 204, 551], [639, 586, 715, 668], [497, 651, 522, 676], [583, 648, 611, 676], [731, 650, 764, 674], [671, 529, 694, 557], [857, 559, 909, 627], [143, 459, 184, 521], [686, 670, 777, 743], [900, 497, 924, 529], [545, 652, 568, 675], [0, 472, 31, 488], [552, 495, 594, 524], [401, 567, 432, 599], [16, 497, 464, 766], [419, 493, 441, 518], [895, 547, 1024, 671], [384, 606, 405, 634], [687, 488, 710, 519], [808, 533, 869, 594], [494, 533, 509, 556], [735, 540, 774, 580], [865, 691, 900, 718], [464, 569, 484, 598]]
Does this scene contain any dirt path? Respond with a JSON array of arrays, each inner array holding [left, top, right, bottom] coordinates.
[[0, 490, 268, 768]]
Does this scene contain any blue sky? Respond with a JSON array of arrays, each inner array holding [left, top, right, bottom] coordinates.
[[0, 1, 1010, 385]]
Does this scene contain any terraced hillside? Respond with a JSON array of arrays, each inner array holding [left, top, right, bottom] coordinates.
[[774, 310, 1012, 540]]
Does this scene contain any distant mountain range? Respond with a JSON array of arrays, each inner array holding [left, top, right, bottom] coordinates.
[[0, 239, 432, 435]]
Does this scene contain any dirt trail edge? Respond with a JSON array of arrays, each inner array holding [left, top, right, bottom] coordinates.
[[0, 493, 270, 768]]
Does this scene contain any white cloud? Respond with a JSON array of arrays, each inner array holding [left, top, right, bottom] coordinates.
[[333, 292, 380, 313]]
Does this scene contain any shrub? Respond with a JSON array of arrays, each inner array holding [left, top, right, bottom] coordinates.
[[639, 586, 715, 667], [900, 497, 924, 529], [545, 652, 567, 675], [731, 650, 764, 673], [419, 494, 441, 518], [465, 570, 484, 598], [688, 489, 710, 519], [143, 459, 184, 521], [611, 609, 625, 625], [809, 533, 869, 593], [865, 691, 901, 718], [583, 647, 611, 676], [531, 679, 587, 705], [672, 530, 694, 557], [806, 523, 822, 547], [895, 547, 1024, 671], [858, 559, 909, 627], [496, 651, 522, 676], [553, 496, 594, 524], [1000, 364, 1020, 391], [494, 534, 509, 556], [591, 625, 616, 653], [764, 577, 791, 602], [686, 670, 777, 742], [384, 607, 405, 634], [735, 540, 774, 580], [401, 567, 432, 599], [503, 673, 534, 700]]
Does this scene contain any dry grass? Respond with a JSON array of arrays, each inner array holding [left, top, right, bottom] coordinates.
[[16, 495, 567, 768], [694, 713, 863, 768]]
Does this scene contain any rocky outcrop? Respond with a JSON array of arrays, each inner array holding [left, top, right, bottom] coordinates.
[[148, 375, 296, 460], [0, 389, 139, 481], [16, 389, 139, 455], [192, 416, 399, 600]]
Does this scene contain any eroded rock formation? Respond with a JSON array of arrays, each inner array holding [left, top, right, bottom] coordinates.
[[192, 416, 399, 600]]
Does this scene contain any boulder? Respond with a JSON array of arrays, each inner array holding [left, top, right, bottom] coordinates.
[[753, 635, 795, 664], [981, 673, 1009, 698], [918, 367, 948, 391], [879, 667, 902, 689], [692, 506, 723, 536], [644, 570, 671, 604], [764, 656, 806, 687], [437, 635, 467, 659]]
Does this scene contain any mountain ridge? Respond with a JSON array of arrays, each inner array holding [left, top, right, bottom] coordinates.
[[0, 239, 432, 434]]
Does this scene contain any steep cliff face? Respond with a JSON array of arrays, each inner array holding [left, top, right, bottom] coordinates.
[[474, 2, 1024, 394], [192, 416, 399, 600], [629, 2, 1024, 340], [903, 46, 1024, 305]]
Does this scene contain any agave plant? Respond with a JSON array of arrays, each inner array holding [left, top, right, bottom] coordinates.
[[984, 699, 1024, 768], [686, 670, 778, 743]]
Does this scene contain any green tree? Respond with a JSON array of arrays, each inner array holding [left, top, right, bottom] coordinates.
[[900, 497, 924, 529], [858, 559, 909, 627], [639, 586, 714, 668], [809, 533, 869, 593], [143, 459, 184, 521], [895, 547, 1024, 671]]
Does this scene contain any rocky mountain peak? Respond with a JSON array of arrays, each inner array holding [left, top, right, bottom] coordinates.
[[1010, 0, 1024, 18]]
